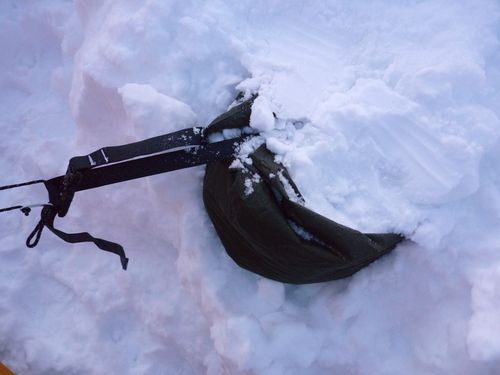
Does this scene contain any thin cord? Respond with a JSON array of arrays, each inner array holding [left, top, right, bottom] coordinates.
[[0, 179, 45, 191], [0, 205, 23, 213], [0, 179, 46, 213]]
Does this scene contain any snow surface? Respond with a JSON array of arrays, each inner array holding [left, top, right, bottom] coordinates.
[[1, 0, 500, 373]]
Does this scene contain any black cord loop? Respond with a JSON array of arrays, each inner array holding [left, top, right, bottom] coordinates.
[[26, 218, 45, 248]]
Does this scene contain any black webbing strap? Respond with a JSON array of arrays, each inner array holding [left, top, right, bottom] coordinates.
[[78, 137, 241, 189], [52, 126, 208, 218], [46, 137, 242, 196], [69, 127, 204, 170], [39, 135, 244, 270], [26, 205, 129, 270]]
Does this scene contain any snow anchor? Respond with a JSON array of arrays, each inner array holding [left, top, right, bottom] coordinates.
[[0, 97, 404, 283]]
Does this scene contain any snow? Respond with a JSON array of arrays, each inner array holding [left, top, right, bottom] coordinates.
[[250, 96, 275, 132], [119, 83, 197, 138], [1, 0, 500, 374]]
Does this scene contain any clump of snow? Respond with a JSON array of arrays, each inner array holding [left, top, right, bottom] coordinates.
[[275, 170, 302, 203], [119, 83, 197, 138], [243, 173, 262, 196], [288, 220, 316, 242], [222, 128, 242, 139], [1, 0, 500, 374], [250, 96, 275, 132]]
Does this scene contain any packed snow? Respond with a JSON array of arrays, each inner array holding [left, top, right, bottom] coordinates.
[[1, 0, 500, 373]]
